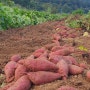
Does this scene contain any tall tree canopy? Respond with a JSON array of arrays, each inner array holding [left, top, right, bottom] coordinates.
[[1, 0, 90, 13]]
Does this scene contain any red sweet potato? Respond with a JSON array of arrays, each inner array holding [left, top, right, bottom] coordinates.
[[68, 33, 76, 38], [26, 55, 34, 60], [34, 47, 45, 53], [57, 86, 77, 90], [51, 45, 72, 52], [44, 43, 60, 50], [37, 51, 48, 60], [44, 43, 55, 50], [15, 64, 27, 80], [79, 63, 87, 69], [59, 30, 67, 36], [18, 59, 25, 65], [7, 75, 31, 90], [27, 71, 61, 85], [51, 46, 63, 52], [4, 61, 17, 82], [11, 54, 21, 62], [69, 65, 84, 75], [49, 55, 63, 64], [33, 52, 43, 58], [33, 47, 46, 58], [86, 70, 90, 81], [24, 59, 58, 72], [57, 60, 69, 80], [63, 56, 78, 65], [50, 47, 74, 56], [53, 33, 61, 41], [52, 40, 60, 46]]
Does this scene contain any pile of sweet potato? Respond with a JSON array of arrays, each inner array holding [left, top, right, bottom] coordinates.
[[1, 32, 89, 90]]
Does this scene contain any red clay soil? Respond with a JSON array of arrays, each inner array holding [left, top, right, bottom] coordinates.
[[0, 20, 90, 90]]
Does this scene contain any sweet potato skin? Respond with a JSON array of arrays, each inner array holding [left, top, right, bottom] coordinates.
[[4, 61, 17, 82], [18, 59, 25, 65], [57, 60, 69, 80], [52, 40, 60, 46], [11, 54, 21, 62], [86, 70, 90, 81], [33, 47, 45, 58], [27, 71, 61, 85], [51, 46, 63, 52], [53, 33, 61, 41], [37, 51, 48, 60], [15, 64, 27, 80], [24, 59, 58, 72], [7, 75, 31, 90], [79, 63, 87, 69], [44, 43, 59, 50], [49, 55, 63, 64], [69, 65, 84, 75], [50, 47, 74, 56], [33, 52, 43, 58], [26, 55, 34, 60], [63, 56, 78, 65]]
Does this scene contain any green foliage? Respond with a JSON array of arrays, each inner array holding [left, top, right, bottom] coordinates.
[[0, 3, 67, 30], [67, 20, 79, 28], [65, 14, 80, 28], [65, 11, 90, 32], [77, 12, 90, 32], [72, 9, 84, 15]]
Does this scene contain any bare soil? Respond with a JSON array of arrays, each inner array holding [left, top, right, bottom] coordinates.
[[0, 20, 90, 90]]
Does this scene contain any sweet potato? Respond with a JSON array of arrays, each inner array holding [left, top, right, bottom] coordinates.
[[49, 55, 63, 64], [79, 63, 87, 69], [18, 59, 25, 65], [4, 61, 17, 82], [26, 55, 34, 60], [33, 47, 46, 58], [15, 64, 27, 80], [33, 52, 43, 58], [50, 47, 74, 56], [86, 70, 90, 81], [34, 47, 45, 53], [59, 30, 67, 36], [51, 46, 63, 52], [24, 59, 58, 72], [51, 45, 72, 52], [53, 33, 61, 41], [37, 51, 48, 60], [11, 54, 21, 62], [57, 86, 77, 90], [7, 75, 31, 90], [57, 60, 69, 80], [63, 56, 78, 65], [69, 65, 84, 75], [68, 34, 76, 38], [44, 43, 60, 50], [52, 40, 60, 46], [27, 71, 61, 85]]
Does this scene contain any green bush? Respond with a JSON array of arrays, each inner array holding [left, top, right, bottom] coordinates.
[[72, 9, 84, 15], [0, 3, 67, 30]]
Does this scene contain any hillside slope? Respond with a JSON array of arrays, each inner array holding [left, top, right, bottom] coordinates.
[[0, 20, 90, 90]]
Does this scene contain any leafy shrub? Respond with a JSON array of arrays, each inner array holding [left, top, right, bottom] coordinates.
[[72, 9, 84, 15], [0, 3, 67, 30]]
